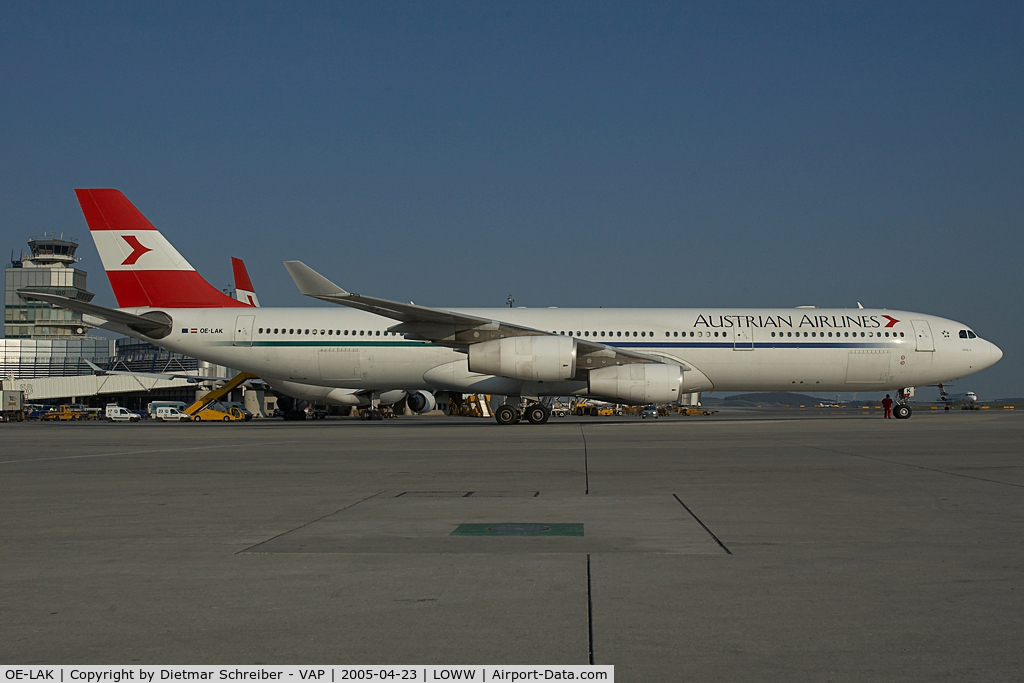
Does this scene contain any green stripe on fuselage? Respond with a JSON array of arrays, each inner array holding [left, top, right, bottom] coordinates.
[[206, 340, 436, 347]]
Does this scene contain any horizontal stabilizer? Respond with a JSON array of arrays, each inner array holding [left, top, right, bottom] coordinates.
[[17, 291, 173, 338], [82, 359, 225, 383]]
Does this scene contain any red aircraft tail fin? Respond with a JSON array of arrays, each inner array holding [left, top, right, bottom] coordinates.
[[76, 189, 247, 309]]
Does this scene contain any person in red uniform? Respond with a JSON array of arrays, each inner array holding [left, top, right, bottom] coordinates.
[[882, 394, 893, 419]]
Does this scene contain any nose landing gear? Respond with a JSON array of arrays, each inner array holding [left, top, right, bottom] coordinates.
[[893, 387, 914, 419]]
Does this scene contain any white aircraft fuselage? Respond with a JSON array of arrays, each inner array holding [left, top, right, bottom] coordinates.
[[129, 305, 1002, 401]]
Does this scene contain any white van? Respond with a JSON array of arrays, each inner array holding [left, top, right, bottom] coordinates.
[[147, 401, 188, 419], [155, 406, 190, 422], [105, 404, 141, 422]]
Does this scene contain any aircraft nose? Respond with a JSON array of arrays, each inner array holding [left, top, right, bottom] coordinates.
[[990, 341, 1003, 365]]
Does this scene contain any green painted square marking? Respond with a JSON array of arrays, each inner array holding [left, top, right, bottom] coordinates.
[[450, 523, 584, 537]]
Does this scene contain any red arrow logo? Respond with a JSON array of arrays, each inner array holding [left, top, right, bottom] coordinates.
[[120, 235, 153, 265], [882, 315, 900, 328]]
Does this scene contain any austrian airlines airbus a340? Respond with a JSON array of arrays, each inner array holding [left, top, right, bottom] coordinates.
[[22, 190, 1003, 424]]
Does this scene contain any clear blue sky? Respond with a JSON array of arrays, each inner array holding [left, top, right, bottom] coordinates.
[[2, 2, 1021, 398]]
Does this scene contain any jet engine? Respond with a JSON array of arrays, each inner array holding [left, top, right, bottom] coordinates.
[[467, 336, 577, 382], [588, 363, 684, 404], [406, 390, 437, 414], [273, 394, 309, 420]]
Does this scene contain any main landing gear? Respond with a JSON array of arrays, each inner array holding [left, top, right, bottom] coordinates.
[[494, 399, 550, 425]]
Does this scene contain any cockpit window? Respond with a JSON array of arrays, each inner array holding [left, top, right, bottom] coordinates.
[[967, 331, 977, 339], [959, 330, 968, 338]]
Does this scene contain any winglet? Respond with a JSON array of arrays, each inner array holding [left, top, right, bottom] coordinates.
[[283, 261, 349, 298]]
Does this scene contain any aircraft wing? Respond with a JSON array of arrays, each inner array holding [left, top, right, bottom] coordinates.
[[17, 291, 173, 338], [284, 261, 662, 369]]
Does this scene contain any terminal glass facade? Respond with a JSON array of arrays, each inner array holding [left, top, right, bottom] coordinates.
[[0, 338, 115, 379]]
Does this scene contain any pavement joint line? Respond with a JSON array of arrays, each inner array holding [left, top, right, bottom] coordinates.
[[587, 553, 595, 665], [673, 493, 733, 555], [0, 440, 309, 465], [237, 490, 388, 554], [580, 424, 590, 495], [776, 440, 1024, 489]]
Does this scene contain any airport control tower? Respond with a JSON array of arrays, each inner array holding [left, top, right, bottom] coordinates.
[[4, 233, 95, 339]]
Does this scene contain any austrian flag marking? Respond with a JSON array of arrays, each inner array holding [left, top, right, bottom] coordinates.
[[120, 235, 153, 265]]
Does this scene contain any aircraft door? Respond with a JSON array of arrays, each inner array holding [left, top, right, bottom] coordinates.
[[234, 315, 255, 346], [910, 320, 935, 352], [734, 327, 753, 350]]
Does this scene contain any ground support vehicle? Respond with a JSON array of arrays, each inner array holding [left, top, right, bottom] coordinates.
[[680, 407, 716, 416], [183, 372, 258, 422], [24, 404, 50, 420], [1, 390, 25, 422], [449, 394, 493, 418], [222, 402, 254, 420], [154, 406, 191, 421], [191, 401, 247, 422], [572, 402, 600, 417], [42, 404, 90, 421], [148, 401, 187, 418], [105, 404, 141, 422]]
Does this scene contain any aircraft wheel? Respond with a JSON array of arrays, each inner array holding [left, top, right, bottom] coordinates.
[[893, 404, 912, 419], [944, 405, 950, 411], [525, 404, 549, 425], [495, 404, 519, 425]]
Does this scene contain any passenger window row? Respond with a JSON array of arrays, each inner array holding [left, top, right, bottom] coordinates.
[[771, 331, 905, 338], [255, 328, 397, 337], [252, 327, 907, 341], [553, 331, 657, 338], [545, 330, 907, 340]]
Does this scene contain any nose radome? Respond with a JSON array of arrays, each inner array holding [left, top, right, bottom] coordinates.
[[991, 341, 1003, 364]]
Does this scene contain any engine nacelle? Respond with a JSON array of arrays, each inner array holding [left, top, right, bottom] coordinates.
[[467, 336, 577, 382], [588, 363, 684, 404], [406, 390, 437, 414]]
